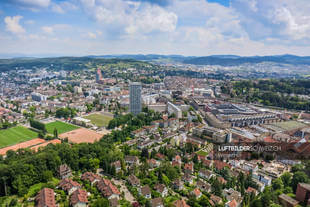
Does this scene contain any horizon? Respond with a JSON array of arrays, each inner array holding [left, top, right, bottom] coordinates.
[[1, 0, 310, 56], [1, 53, 310, 59]]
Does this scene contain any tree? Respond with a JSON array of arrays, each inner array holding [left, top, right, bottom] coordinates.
[[281, 172, 292, 187], [42, 170, 53, 182], [141, 148, 149, 159], [292, 171, 308, 192], [272, 178, 283, 191], [92, 198, 109, 207], [30, 119, 47, 133], [53, 128, 58, 138]]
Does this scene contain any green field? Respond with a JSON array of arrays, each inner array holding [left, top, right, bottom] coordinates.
[[83, 113, 113, 127], [0, 126, 38, 148], [196, 150, 209, 156], [45, 121, 79, 134]]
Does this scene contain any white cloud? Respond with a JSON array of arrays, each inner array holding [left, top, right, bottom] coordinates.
[[87, 32, 96, 39], [4, 16, 26, 35], [51, 1, 78, 14], [41, 26, 54, 34], [80, 0, 178, 35], [231, 0, 310, 41]]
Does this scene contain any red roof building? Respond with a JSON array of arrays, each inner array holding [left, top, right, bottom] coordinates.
[[70, 189, 88, 207], [35, 188, 56, 207]]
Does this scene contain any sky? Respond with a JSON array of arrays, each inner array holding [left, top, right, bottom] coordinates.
[[0, 0, 310, 57]]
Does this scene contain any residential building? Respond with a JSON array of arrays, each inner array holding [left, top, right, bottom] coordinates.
[[70, 189, 88, 207], [151, 198, 164, 207], [35, 188, 56, 207], [279, 194, 299, 207], [140, 185, 152, 199], [58, 164, 72, 179]]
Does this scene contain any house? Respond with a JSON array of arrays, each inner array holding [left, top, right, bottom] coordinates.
[[173, 200, 189, 207], [58, 178, 81, 195], [128, 174, 140, 187], [279, 194, 299, 207], [184, 162, 194, 174], [218, 176, 227, 185], [132, 128, 146, 137], [140, 185, 152, 199], [172, 160, 181, 167], [182, 173, 194, 185], [210, 194, 223, 206], [197, 179, 211, 193], [213, 160, 232, 171], [58, 164, 72, 179], [81, 172, 101, 185], [148, 159, 160, 168], [70, 189, 88, 207], [112, 160, 122, 173], [96, 179, 120, 200], [109, 198, 119, 207], [125, 156, 139, 165], [225, 199, 238, 207], [296, 183, 310, 205], [223, 188, 242, 205], [173, 155, 182, 163], [246, 187, 257, 196], [172, 179, 184, 191], [154, 184, 168, 197], [192, 188, 202, 199], [143, 125, 158, 134], [155, 153, 165, 161], [199, 169, 214, 180], [35, 188, 56, 207], [202, 159, 213, 169], [151, 197, 164, 207]]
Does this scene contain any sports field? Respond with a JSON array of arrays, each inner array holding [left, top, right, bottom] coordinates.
[[0, 126, 38, 148], [45, 121, 79, 134], [83, 113, 113, 127]]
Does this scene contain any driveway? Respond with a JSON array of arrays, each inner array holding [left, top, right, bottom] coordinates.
[[112, 178, 136, 203]]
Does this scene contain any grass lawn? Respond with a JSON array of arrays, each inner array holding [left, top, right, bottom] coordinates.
[[83, 113, 113, 127], [196, 150, 208, 156], [27, 177, 59, 197], [0, 126, 38, 148], [45, 121, 79, 134]]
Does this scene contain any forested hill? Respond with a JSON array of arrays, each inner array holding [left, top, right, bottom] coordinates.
[[0, 57, 154, 71], [182, 55, 310, 66]]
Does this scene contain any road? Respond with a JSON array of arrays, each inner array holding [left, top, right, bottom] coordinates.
[[112, 178, 136, 203]]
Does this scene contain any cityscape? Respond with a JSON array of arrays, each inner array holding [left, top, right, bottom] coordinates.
[[1, 0, 310, 207]]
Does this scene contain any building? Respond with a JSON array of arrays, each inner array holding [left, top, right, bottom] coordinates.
[[96, 179, 120, 200], [70, 189, 88, 207], [31, 92, 48, 102], [151, 197, 164, 207], [139, 185, 152, 199], [173, 200, 189, 207], [279, 194, 299, 207], [58, 178, 81, 195], [167, 102, 182, 119], [35, 188, 56, 207], [296, 183, 310, 205], [58, 164, 72, 179], [130, 82, 142, 115]]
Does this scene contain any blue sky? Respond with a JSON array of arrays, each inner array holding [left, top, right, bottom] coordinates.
[[0, 0, 310, 57]]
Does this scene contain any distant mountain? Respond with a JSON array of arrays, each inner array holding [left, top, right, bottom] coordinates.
[[86, 54, 193, 62], [183, 55, 310, 66]]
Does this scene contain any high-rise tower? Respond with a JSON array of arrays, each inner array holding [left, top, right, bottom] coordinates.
[[130, 82, 142, 115]]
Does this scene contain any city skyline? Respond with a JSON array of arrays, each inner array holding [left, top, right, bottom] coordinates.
[[0, 0, 310, 57]]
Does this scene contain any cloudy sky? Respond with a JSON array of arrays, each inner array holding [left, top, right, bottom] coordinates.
[[0, 0, 310, 57]]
